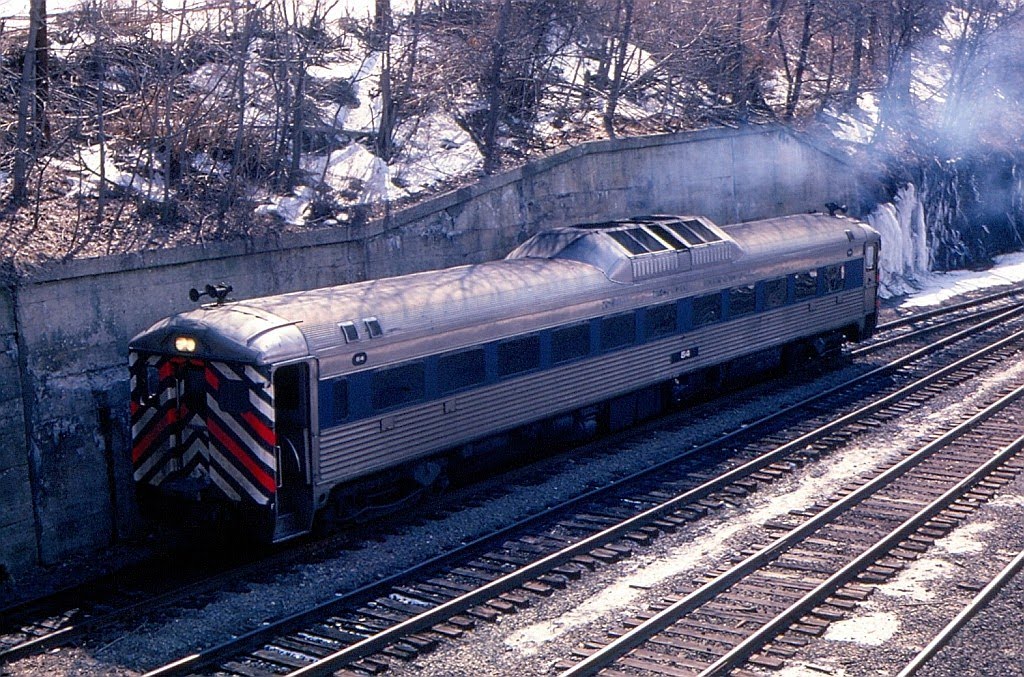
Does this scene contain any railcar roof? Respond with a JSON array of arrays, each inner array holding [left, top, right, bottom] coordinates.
[[130, 213, 877, 365], [247, 256, 613, 353], [724, 213, 869, 258]]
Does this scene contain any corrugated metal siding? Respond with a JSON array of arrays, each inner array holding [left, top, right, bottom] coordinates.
[[692, 241, 734, 266], [315, 292, 863, 485], [631, 251, 689, 280]]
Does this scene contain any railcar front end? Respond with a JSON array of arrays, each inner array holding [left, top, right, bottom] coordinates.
[[129, 309, 316, 542]]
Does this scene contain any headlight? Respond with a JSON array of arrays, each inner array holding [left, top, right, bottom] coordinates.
[[174, 336, 197, 353]]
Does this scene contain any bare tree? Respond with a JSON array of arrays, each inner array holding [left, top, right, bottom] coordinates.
[[941, 0, 1024, 143], [13, 0, 47, 201], [602, 0, 634, 137], [224, 0, 256, 213], [784, 0, 817, 119], [373, 0, 397, 161], [845, 1, 868, 107], [873, 0, 946, 141], [482, 0, 513, 174]]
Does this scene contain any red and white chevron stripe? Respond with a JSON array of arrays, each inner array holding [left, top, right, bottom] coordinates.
[[130, 354, 277, 506]]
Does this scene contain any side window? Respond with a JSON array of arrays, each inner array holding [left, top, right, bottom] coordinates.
[[728, 285, 756, 318], [438, 349, 486, 393], [371, 363, 425, 411], [220, 378, 250, 415], [552, 323, 590, 364], [823, 264, 845, 293], [865, 244, 878, 270], [845, 258, 865, 289], [692, 293, 722, 327], [764, 278, 787, 309], [601, 313, 636, 351], [644, 303, 677, 340], [498, 335, 541, 377], [794, 270, 818, 300], [145, 364, 162, 399], [319, 377, 348, 427]]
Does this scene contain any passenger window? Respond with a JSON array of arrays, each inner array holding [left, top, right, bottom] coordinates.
[[794, 271, 818, 300], [220, 378, 250, 415], [371, 363, 424, 410], [552, 323, 590, 364], [692, 293, 722, 327], [645, 303, 677, 339], [319, 378, 348, 427], [764, 278, 787, 309], [823, 264, 845, 293], [438, 349, 486, 393], [601, 313, 636, 351], [498, 335, 541, 377], [728, 285, 756, 318]]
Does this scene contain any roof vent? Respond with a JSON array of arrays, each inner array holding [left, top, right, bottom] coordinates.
[[507, 215, 737, 283]]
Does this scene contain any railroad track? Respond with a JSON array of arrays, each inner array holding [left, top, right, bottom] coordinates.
[[896, 546, 1024, 677], [858, 285, 1024, 356], [559, 377, 1024, 676], [3, 290, 1022, 674], [129, 308, 1024, 675]]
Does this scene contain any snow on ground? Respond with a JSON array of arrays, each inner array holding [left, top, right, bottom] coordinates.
[[504, 433, 910, 655], [899, 251, 1024, 308], [860, 174, 1024, 307], [253, 42, 483, 223], [824, 611, 901, 646], [53, 144, 167, 201], [828, 93, 880, 146]]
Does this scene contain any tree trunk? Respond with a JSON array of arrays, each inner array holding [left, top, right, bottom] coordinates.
[[374, 0, 396, 162], [482, 0, 512, 175], [784, 0, 816, 119], [225, 0, 253, 213], [34, 0, 49, 142], [603, 0, 634, 138], [846, 7, 865, 108], [96, 33, 107, 223], [13, 0, 46, 201]]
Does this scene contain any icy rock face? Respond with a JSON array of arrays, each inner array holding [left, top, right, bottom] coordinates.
[[867, 183, 929, 298]]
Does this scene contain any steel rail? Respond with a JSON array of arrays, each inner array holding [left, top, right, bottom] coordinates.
[[146, 320, 1024, 676], [853, 301, 1024, 355], [896, 547, 1024, 677], [875, 285, 1024, 332], [562, 381, 1024, 677]]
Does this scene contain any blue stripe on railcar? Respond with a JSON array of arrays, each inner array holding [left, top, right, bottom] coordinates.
[[315, 256, 868, 433]]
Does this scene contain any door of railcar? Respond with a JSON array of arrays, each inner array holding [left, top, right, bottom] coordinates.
[[272, 362, 315, 540], [177, 362, 211, 479], [132, 356, 213, 495]]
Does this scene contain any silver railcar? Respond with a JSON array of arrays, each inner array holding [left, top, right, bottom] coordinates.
[[130, 214, 880, 541]]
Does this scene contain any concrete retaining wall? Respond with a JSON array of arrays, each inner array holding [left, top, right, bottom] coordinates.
[[0, 287, 36, 588], [1, 126, 857, 593]]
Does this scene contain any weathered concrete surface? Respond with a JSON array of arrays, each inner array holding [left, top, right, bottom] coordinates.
[[0, 287, 36, 587], [1, 126, 858, 595]]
